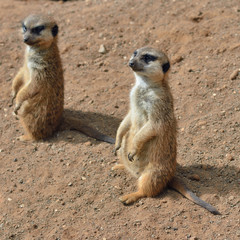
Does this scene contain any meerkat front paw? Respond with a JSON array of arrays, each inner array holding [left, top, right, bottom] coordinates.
[[10, 93, 16, 107], [114, 145, 121, 156], [128, 149, 137, 161], [14, 104, 21, 115]]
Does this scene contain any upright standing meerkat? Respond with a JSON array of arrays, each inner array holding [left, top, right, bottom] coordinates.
[[113, 47, 220, 215], [12, 14, 114, 144]]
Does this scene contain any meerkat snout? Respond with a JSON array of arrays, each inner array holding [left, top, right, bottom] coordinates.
[[128, 61, 134, 68], [23, 36, 30, 43]]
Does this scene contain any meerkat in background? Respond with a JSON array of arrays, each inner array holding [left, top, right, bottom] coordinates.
[[12, 14, 114, 144], [113, 47, 220, 215]]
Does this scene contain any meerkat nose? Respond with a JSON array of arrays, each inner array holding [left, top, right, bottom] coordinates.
[[24, 36, 29, 43], [129, 61, 135, 68]]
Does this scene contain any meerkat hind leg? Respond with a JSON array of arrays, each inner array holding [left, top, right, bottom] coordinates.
[[119, 172, 151, 205], [18, 119, 36, 141], [119, 190, 145, 205], [120, 170, 165, 205]]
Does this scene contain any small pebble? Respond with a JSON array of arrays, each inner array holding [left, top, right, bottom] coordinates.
[[229, 69, 239, 80], [228, 196, 234, 201], [202, 165, 208, 170], [226, 154, 234, 161], [98, 44, 107, 54], [189, 174, 200, 181], [33, 224, 38, 229], [84, 141, 92, 146], [19, 179, 24, 184], [173, 55, 184, 64]]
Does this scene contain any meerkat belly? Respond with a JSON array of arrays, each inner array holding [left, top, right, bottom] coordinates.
[[122, 119, 176, 177], [20, 79, 63, 139], [120, 134, 149, 178], [120, 119, 150, 177]]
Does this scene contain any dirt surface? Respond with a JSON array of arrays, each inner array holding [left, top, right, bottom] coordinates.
[[0, 0, 240, 239]]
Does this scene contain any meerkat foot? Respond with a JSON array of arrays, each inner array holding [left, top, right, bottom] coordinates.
[[111, 164, 125, 171], [17, 135, 32, 141], [119, 191, 145, 205]]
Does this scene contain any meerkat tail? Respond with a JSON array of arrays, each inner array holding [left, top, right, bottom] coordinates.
[[169, 177, 221, 215], [63, 116, 115, 144]]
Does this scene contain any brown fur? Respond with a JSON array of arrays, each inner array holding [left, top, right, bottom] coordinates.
[[113, 47, 220, 214], [12, 14, 114, 144]]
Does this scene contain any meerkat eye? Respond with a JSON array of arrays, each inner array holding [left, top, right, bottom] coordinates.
[[142, 54, 157, 63], [31, 25, 45, 35], [22, 24, 27, 33], [133, 50, 137, 57]]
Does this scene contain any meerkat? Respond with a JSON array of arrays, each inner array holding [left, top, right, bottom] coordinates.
[[113, 47, 220, 215], [11, 14, 114, 144]]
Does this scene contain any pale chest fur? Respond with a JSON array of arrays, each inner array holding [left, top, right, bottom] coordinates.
[[24, 46, 43, 85], [130, 74, 157, 128], [26, 46, 46, 71]]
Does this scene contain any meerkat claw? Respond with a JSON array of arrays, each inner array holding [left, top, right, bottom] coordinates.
[[128, 152, 135, 161], [14, 106, 20, 115], [114, 146, 120, 155], [11, 95, 16, 105]]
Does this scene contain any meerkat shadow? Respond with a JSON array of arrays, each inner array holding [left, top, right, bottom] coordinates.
[[165, 163, 240, 200], [51, 108, 121, 145]]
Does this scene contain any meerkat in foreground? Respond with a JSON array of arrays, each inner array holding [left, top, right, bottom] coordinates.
[[113, 47, 220, 215], [12, 14, 114, 144]]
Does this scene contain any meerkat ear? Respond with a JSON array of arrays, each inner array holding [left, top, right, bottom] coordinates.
[[52, 25, 58, 37], [162, 62, 170, 73]]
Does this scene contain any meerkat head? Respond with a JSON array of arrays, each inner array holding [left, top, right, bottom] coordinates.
[[128, 47, 170, 82], [21, 14, 58, 48]]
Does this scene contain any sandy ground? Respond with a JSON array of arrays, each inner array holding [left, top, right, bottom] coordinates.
[[0, 0, 239, 239]]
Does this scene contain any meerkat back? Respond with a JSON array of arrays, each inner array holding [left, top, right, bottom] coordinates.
[[12, 14, 64, 141]]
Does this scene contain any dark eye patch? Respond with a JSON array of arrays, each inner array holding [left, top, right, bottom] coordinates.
[[142, 54, 157, 63], [22, 23, 27, 33], [162, 62, 170, 73], [133, 50, 137, 57], [51, 25, 58, 37], [31, 25, 45, 35]]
